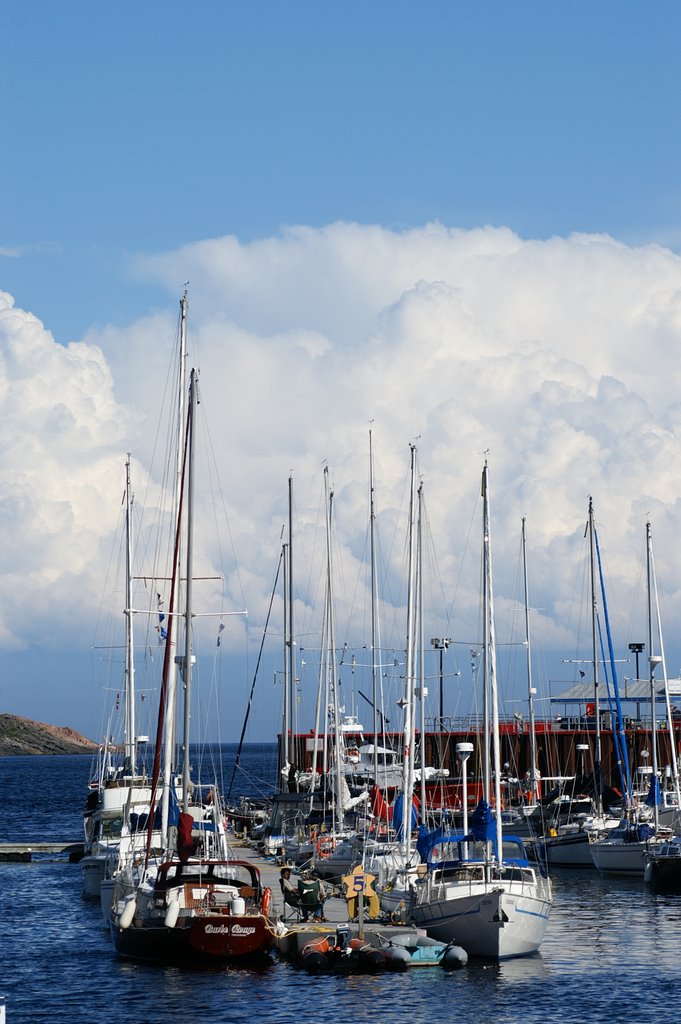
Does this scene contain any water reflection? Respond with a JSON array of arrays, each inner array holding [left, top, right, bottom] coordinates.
[[4, 754, 681, 1024]]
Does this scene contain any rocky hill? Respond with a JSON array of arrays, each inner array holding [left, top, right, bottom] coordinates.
[[0, 714, 98, 756]]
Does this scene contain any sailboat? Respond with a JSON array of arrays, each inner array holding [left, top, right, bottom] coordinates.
[[531, 498, 620, 869], [110, 319, 274, 961], [359, 444, 424, 913], [643, 524, 681, 887], [589, 520, 674, 877], [409, 461, 552, 960], [81, 455, 158, 900], [589, 520, 675, 880]]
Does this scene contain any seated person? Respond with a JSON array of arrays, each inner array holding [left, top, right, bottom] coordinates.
[[298, 872, 327, 921], [279, 867, 327, 921]]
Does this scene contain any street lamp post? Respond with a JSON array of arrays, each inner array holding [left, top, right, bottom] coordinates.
[[629, 642, 645, 682], [430, 637, 451, 728], [456, 742, 474, 848], [576, 742, 589, 781]]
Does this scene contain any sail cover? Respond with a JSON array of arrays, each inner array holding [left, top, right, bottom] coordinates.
[[470, 800, 495, 842], [417, 824, 444, 862], [177, 811, 197, 862], [392, 793, 419, 840], [645, 775, 661, 808]]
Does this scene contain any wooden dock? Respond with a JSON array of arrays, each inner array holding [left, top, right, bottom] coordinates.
[[0, 842, 84, 863], [230, 840, 436, 963]]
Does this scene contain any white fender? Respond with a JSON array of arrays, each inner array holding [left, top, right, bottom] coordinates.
[[164, 899, 180, 928], [119, 897, 137, 930]]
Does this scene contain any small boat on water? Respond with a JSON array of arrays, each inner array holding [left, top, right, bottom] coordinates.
[[644, 836, 681, 889], [589, 818, 665, 877], [111, 856, 275, 962], [300, 926, 386, 973], [377, 931, 467, 970]]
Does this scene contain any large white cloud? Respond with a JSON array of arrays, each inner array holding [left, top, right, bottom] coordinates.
[[0, 292, 136, 650], [4, 222, 681, 735]]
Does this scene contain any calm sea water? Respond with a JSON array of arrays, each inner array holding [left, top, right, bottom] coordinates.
[[1, 746, 680, 1024]]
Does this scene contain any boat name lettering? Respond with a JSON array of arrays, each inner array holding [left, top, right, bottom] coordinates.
[[204, 924, 256, 936]]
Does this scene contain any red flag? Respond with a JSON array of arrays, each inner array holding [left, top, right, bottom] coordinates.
[[370, 784, 390, 821]]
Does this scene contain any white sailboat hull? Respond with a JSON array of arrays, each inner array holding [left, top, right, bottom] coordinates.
[[589, 838, 647, 876], [411, 878, 552, 959], [533, 830, 595, 868]]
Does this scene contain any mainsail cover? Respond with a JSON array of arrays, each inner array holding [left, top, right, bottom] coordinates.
[[470, 799, 496, 843], [645, 775, 661, 808], [392, 793, 419, 840]]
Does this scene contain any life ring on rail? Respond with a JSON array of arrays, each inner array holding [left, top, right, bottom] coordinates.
[[261, 886, 272, 918], [316, 836, 335, 859]]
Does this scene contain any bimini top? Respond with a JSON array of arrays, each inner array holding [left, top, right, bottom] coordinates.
[[426, 835, 531, 870]]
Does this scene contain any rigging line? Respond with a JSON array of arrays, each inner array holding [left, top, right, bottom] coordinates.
[[144, 395, 190, 872], [227, 545, 284, 800], [595, 523, 633, 804], [197, 400, 248, 613]]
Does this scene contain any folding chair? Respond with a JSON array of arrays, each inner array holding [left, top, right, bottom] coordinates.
[[280, 878, 306, 921], [297, 877, 326, 921]]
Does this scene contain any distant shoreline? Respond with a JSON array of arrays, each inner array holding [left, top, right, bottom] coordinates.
[[0, 713, 97, 756], [0, 718, 278, 755]]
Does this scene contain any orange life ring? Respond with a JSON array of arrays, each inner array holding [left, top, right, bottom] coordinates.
[[316, 837, 335, 858], [261, 886, 272, 917]]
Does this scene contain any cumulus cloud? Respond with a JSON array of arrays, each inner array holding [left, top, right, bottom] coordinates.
[[0, 291, 135, 648], [4, 223, 681, 734]]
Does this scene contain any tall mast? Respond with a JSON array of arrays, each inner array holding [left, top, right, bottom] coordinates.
[[288, 474, 295, 770], [280, 539, 289, 792], [180, 369, 198, 811], [482, 461, 503, 860], [521, 517, 537, 802], [646, 521, 660, 830], [417, 481, 427, 817], [124, 455, 136, 775], [324, 467, 344, 832], [308, 573, 328, 801], [400, 443, 418, 856], [161, 291, 189, 845], [482, 470, 490, 803], [369, 426, 381, 780], [588, 497, 603, 816]]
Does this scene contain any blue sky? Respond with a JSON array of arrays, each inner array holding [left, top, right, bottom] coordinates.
[[4, 2, 681, 342], [3, 3, 681, 745]]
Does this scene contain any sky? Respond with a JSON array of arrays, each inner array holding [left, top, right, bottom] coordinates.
[[2, 2, 681, 746]]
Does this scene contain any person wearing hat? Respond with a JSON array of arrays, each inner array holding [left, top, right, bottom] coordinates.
[[280, 866, 306, 918], [280, 866, 327, 921]]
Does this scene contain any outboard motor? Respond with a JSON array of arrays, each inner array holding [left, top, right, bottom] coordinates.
[[335, 925, 351, 951]]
